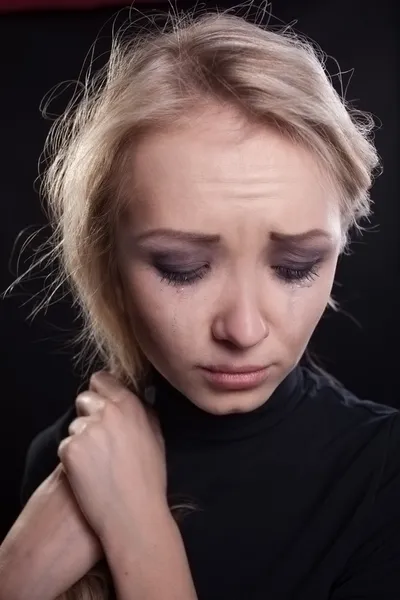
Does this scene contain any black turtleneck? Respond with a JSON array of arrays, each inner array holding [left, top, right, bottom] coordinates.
[[152, 365, 303, 445], [20, 366, 400, 599]]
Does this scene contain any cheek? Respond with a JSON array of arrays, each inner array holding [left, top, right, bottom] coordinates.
[[278, 270, 335, 346], [122, 273, 199, 365]]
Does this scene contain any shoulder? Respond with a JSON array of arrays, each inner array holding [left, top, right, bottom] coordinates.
[[301, 364, 400, 510], [20, 403, 77, 507], [307, 372, 400, 595], [299, 366, 399, 485], [301, 365, 398, 428]]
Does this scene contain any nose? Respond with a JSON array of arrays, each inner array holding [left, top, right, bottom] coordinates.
[[211, 282, 269, 349]]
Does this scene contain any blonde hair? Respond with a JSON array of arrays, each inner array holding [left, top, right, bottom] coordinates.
[[8, 4, 380, 598]]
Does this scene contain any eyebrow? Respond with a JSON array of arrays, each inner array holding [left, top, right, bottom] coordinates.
[[133, 228, 333, 246], [134, 229, 221, 246], [269, 229, 334, 244]]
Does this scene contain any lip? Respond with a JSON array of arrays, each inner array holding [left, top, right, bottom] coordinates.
[[203, 364, 268, 373], [200, 365, 270, 391]]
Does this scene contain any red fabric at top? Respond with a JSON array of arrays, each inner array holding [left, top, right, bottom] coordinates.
[[0, 0, 162, 12]]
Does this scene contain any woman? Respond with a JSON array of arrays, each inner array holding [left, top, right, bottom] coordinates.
[[1, 7, 399, 600]]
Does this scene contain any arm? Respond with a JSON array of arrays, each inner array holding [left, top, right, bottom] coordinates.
[[102, 500, 198, 600], [0, 464, 103, 600], [0, 405, 103, 600]]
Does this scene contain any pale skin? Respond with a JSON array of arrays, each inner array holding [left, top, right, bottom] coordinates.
[[0, 104, 343, 599], [59, 372, 198, 600], [118, 104, 343, 415], [0, 465, 103, 600]]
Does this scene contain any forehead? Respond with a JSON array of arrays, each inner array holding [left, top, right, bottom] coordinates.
[[126, 108, 341, 239]]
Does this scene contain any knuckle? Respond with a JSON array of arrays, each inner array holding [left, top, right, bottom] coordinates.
[[76, 391, 106, 417], [89, 371, 103, 388], [75, 390, 90, 406], [84, 423, 98, 441], [102, 399, 117, 419], [58, 436, 78, 461]]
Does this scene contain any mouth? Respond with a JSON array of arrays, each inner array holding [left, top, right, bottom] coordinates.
[[199, 365, 270, 391]]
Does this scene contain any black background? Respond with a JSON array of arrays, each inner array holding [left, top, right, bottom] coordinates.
[[0, 0, 397, 541]]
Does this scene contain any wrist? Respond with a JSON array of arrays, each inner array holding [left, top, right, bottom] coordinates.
[[100, 501, 197, 600], [0, 542, 47, 600], [99, 497, 173, 556]]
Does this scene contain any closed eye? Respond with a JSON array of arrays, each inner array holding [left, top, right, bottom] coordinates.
[[155, 260, 321, 287], [155, 264, 210, 286], [273, 262, 321, 284]]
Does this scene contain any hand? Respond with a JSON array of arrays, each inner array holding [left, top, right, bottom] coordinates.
[[57, 370, 167, 542], [0, 464, 102, 600]]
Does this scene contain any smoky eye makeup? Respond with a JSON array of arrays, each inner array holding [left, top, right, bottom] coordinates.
[[272, 259, 322, 285], [131, 236, 333, 288], [149, 249, 210, 267], [269, 243, 333, 266], [143, 248, 212, 286], [270, 245, 331, 285]]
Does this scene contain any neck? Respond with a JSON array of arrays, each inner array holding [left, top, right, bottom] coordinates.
[[149, 366, 305, 445]]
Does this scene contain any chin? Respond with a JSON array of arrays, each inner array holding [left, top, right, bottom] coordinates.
[[193, 387, 272, 416]]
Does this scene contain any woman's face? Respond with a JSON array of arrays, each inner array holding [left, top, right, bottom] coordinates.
[[117, 107, 342, 415]]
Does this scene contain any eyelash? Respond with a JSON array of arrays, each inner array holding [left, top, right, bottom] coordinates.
[[156, 262, 320, 287], [157, 265, 210, 286], [274, 264, 320, 284]]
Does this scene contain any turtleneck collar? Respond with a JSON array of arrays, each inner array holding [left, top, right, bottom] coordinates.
[[151, 366, 305, 444]]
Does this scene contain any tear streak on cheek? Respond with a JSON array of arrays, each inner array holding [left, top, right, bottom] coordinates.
[[287, 288, 303, 316]]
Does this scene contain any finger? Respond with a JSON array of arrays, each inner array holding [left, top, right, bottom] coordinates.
[[57, 434, 79, 466], [68, 416, 93, 436], [57, 436, 71, 461], [76, 391, 106, 417], [89, 371, 132, 404]]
